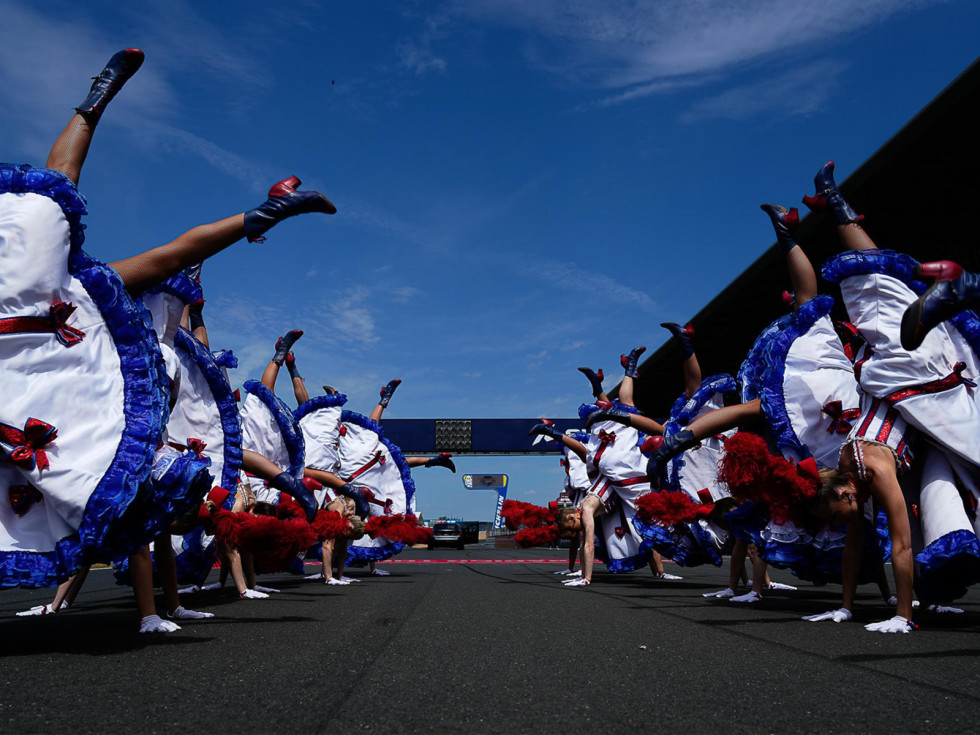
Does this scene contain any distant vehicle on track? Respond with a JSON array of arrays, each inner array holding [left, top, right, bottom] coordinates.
[[428, 521, 464, 550]]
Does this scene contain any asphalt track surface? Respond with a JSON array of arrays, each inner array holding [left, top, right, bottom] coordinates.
[[2, 545, 979, 734]]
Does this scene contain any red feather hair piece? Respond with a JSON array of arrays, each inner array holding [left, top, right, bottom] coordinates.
[[501, 499, 557, 530], [515, 525, 560, 548], [312, 509, 352, 540], [365, 514, 434, 545], [718, 432, 820, 511], [635, 490, 714, 526]]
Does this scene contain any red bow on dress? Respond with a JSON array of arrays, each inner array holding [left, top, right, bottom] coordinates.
[[0, 418, 58, 471], [822, 400, 861, 434]]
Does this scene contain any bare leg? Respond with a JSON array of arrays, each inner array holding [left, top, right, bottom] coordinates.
[[284, 352, 309, 405], [45, 114, 96, 185], [292, 376, 309, 406], [110, 215, 247, 297], [750, 552, 768, 595], [129, 546, 158, 621], [681, 352, 701, 399], [154, 532, 181, 614], [242, 449, 285, 481], [619, 375, 635, 407], [686, 399, 764, 439], [838, 222, 877, 252], [650, 551, 665, 576], [261, 357, 281, 393], [335, 539, 348, 580], [786, 244, 819, 307], [728, 540, 748, 591]]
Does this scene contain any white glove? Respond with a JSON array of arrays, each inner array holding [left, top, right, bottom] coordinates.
[[802, 608, 852, 623], [16, 604, 55, 617], [767, 581, 798, 591], [326, 577, 350, 586], [926, 604, 964, 614], [178, 584, 201, 595], [201, 582, 224, 591], [730, 591, 762, 603], [702, 588, 735, 599], [167, 605, 214, 620], [564, 578, 590, 587], [253, 585, 279, 594], [553, 569, 573, 575], [654, 572, 683, 580], [139, 614, 181, 633], [885, 596, 920, 608], [240, 588, 269, 599], [865, 615, 914, 633], [304, 573, 325, 581], [339, 576, 360, 583], [371, 569, 391, 576]]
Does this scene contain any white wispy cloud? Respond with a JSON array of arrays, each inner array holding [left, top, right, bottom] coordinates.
[[513, 256, 662, 313], [679, 60, 850, 123], [448, 0, 944, 107]]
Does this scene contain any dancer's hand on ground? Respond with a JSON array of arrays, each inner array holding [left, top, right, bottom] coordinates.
[[702, 588, 735, 598], [865, 615, 914, 633], [167, 605, 214, 620], [802, 608, 852, 623], [139, 614, 181, 633]]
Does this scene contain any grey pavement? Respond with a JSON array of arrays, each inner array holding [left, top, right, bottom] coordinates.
[[1, 545, 978, 733]]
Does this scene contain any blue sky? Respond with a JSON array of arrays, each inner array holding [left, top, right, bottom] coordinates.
[[2, 0, 978, 521]]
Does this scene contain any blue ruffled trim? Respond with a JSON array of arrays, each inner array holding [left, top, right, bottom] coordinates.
[[144, 272, 203, 305], [175, 328, 243, 490], [243, 379, 306, 478], [685, 521, 724, 567], [666, 374, 737, 433], [0, 164, 170, 583], [578, 401, 640, 421], [212, 349, 238, 370], [754, 295, 835, 459], [724, 501, 767, 547], [632, 516, 686, 562], [600, 547, 652, 574], [345, 540, 406, 565], [0, 537, 83, 589], [341, 410, 417, 508], [293, 393, 350, 423], [950, 310, 980, 363], [915, 529, 980, 603], [173, 533, 218, 586], [739, 315, 792, 402], [570, 431, 589, 443], [664, 374, 737, 490], [821, 249, 926, 293]]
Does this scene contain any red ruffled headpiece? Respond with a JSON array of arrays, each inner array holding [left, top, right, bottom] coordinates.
[[312, 509, 352, 541], [718, 432, 821, 517], [515, 525, 560, 548], [500, 499, 558, 530], [635, 490, 714, 527], [203, 494, 316, 573], [365, 514, 434, 545]]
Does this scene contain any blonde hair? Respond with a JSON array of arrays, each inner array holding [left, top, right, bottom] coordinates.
[[816, 467, 850, 502], [556, 507, 579, 532], [347, 515, 366, 540]]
